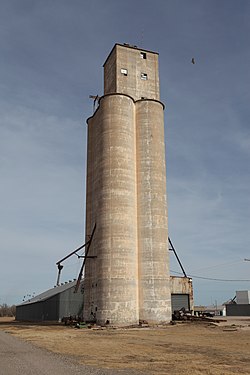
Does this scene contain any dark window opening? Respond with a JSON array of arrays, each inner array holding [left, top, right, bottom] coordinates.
[[121, 68, 128, 76], [141, 73, 148, 80], [140, 52, 147, 59]]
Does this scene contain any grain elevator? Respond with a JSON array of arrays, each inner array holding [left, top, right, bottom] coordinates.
[[84, 44, 171, 325]]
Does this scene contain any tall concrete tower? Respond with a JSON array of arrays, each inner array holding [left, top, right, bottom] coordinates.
[[84, 44, 171, 325]]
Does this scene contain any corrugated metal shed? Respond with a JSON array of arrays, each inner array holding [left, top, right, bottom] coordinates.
[[16, 280, 84, 322]]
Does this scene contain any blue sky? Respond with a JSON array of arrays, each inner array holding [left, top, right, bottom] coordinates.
[[1, 0, 250, 306]]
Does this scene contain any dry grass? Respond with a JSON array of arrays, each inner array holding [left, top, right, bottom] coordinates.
[[1, 318, 250, 374], [0, 317, 15, 322]]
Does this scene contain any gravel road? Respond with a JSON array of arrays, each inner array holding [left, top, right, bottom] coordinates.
[[0, 331, 142, 375]]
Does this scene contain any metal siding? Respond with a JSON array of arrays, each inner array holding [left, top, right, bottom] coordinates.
[[236, 291, 250, 304], [16, 296, 60, 321], [171, 294, 190, 312], [16, 281, 86, 322], [16, 301, 45, 321], [59, 287, 84, 319], [226, 304, 250, 316], [43, 295, 60, 321]]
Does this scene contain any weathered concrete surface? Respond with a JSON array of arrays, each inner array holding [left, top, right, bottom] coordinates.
[[104, 44, 160, 101], [84, 95, 171, 325], [84, 44, 171, 325], [136, 100, 171, 323], [84, 95, 138, 325]]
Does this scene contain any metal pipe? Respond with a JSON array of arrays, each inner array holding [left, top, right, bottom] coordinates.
[[56, 241, 90, 265], [74, 223, 97, 293], [56, 264, 64, 286], [168, 237, 187, 278]]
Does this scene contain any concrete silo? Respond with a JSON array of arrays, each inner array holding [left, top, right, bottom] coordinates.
[[84, 44, 171, 325]]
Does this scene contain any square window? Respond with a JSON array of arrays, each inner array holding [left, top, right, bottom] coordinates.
[[140, 52, 147, 59], [121, 68, 128, 76], [141, 73, 147, 80]]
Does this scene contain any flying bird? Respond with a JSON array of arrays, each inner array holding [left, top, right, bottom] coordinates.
[[191, 58, 195, 64]]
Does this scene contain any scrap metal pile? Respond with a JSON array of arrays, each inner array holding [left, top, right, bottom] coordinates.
[[172, 307, 223, 323]]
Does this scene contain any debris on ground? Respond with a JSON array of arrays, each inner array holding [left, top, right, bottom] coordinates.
[[172, 307, 225, 324]]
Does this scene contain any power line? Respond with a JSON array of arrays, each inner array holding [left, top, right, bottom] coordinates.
[[190, 275, 250, 282], [170, 270, 250, 282], [187, 260, 243, 273]]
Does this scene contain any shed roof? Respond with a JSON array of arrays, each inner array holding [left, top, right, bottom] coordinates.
[[17, 280, 83, 306]]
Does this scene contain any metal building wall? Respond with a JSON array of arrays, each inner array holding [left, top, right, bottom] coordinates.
[[16, 296, 59, 321], [236, 290, 250, 304], [226, 304, 250, 316], [59, 286, 84, 319], [16, 283, 84, 322]]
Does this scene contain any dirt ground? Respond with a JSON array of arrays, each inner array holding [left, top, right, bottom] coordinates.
[[1, 317, 250, 374]]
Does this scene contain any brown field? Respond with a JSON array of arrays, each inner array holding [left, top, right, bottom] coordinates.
[[1, 317, 250, 374]]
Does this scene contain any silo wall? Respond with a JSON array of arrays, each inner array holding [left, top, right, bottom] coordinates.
[[84, 94, 138, 325], [136, 100, 171, 323], [83, 109, 95, 321]]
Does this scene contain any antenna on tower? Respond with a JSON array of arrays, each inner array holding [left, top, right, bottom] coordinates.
[[140, 27, 144, 47], [89, 95, 99, 113]]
